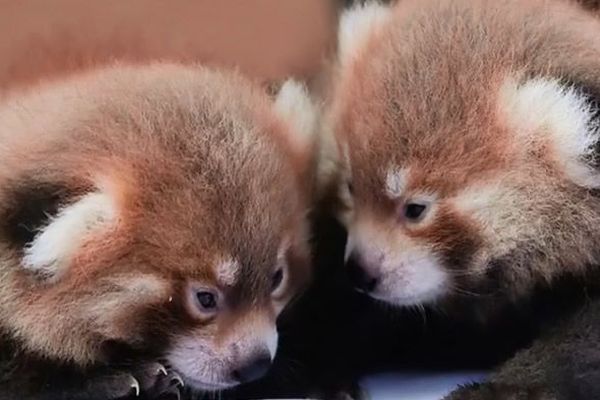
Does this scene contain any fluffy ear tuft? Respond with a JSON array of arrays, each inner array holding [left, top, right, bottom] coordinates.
[[338, 2, 393, 65], [274, 79, 319, 153], [500, 76, 600, 188], [22, 191, 117, 280]]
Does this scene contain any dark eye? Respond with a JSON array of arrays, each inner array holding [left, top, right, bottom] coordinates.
[[347, 181, 354, 195], [404, 203, 427, 221], [196, 291, 218, 311], [271, 268, 283, 292]]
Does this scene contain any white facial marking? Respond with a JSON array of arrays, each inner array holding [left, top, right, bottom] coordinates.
[[265, 329, 278, 360], [274, 79, 318, 152], [371, 243, 447, 306], [381, 249, 448, 305], [215, 259, 240, 287], [500, 76, 600, 188], [385, 167, 409, 199], [167, 334, 236, 390], [22, 191, 117, 280], [348, 219, 449, 306], [167, 316, 278, 390], [338, 2, 393, 64], [344, 234, 355, 262]]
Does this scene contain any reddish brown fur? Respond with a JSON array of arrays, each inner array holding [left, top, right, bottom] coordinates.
[[0, 62, 313, 392], [328, 0, 600, 309]]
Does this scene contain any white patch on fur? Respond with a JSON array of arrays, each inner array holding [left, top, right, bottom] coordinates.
[[167, 334, 238, 390], [371, 244, 448, 306], [215, 259, 240, 287], [385, 167, 409, 198], [274, 79, 318, 152], [338, 2, 392, 64], [380, 248, 448, 306], [22, 191, 117, 280], [167, 316, 278, 390], [500, 76, 600, 188], [344, 234, 355, 262], [265, 329, 278, 360], [347, 219, 449, 306]]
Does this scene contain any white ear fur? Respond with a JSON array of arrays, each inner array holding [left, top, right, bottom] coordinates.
[[22, 191, 117, 280], [274, 79, 319, 152], [338, 2, 393, 64], [500, 77, 600, 188]]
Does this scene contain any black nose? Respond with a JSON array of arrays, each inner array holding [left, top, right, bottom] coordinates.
[[347, 255, 378, 292], [232, 355, 272, 383]]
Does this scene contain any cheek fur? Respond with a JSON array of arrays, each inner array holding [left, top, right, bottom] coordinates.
[[166, 331, 237, 389], [376, 246, 450, 305], [409, 205, 483, 272], [166, 313, 278, 390]]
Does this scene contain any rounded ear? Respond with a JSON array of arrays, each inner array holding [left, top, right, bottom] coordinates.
[[548, 79, 600, 188], [337, 1, 393, 66], [273, 79, 319, 155], [22, 191, 117, 281], [568, 80, 600, 165], [2, 181, 117, 282], [499, 76, 600, 189], [273, 79, 322, 200], [2, 182, 75, 248]]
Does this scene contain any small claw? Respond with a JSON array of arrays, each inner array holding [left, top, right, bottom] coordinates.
[[130, 376, 140, 397], [157, 364, 168, 376], [170, 372, 184, 388]]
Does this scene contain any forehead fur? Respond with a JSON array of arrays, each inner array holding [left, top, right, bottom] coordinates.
[[0, 63, 308, 266], [385, 167, 409, 199], [332, 0, 600, 197], [215, 258, 240, 287]]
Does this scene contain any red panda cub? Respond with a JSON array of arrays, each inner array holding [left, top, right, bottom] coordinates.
[[0, 64, 317, 399], [327, 0, 600, 398]]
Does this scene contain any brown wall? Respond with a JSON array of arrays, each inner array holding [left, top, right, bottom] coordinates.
[[0, 0, 339, 89]]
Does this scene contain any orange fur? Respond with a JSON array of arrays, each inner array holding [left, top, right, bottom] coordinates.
[[327, 0, 600, 309], [0, 62, 314, 390]]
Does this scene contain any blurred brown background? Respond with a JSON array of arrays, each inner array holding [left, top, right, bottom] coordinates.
[[0, 0, 340, 89]]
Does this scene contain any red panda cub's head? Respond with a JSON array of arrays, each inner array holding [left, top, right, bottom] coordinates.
[[327, 0, 600, 311], [0, 63, 317, 390]]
